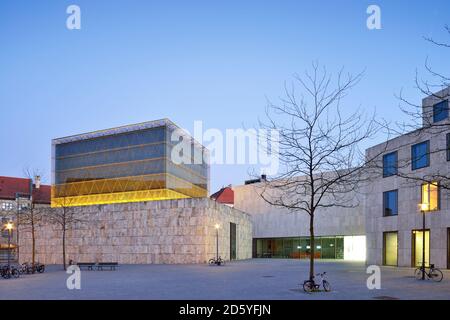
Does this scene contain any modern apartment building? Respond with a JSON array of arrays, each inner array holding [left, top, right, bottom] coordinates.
[[231, 88, 449, 267], [52, 119, 209, 207], [365, 87, 450, 269]]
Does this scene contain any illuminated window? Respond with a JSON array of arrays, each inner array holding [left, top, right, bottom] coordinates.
[[383, 232, 398, 266], [412, 230, 430, 267], [253, 236, 345, 259], [421, 182, 439, 211], [19, 203, 29, 211], [1, 218, 9, 238], [1, 202, 14, 211], [343, 236, 366, 261], [383, 151, 397, 177], [411, 141, 429, 170]]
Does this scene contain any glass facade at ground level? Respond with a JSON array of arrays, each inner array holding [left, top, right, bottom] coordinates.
[[254, 236, 345, 259], [52, 119, 209, 207]]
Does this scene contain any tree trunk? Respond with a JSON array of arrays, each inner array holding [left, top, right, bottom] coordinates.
[[16, 212, 20, 263], [62, 228, 66, 270], [31, 212, 35, 273], [309, 213, 315, 281]]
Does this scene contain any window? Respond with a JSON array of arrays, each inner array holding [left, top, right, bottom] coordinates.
[[412, 230, 430, 267], [433, 100, 449, 123], [447, 133, 450, 161], [383, 190, 398, 216], [0, 202, 14, 211], [18, 203, 29, 211], [383, 232, 398, 266], [411, 141, 429, 170], [1, 218, 9, 238], [383, 151, 397, 177], [421, 182, 439, 211], [254, 236, 345, 259]]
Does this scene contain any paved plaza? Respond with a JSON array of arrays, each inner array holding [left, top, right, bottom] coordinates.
[[1, 259, 450, 300]]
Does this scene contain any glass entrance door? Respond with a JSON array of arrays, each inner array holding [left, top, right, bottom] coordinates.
[[383, 232, 398, 266], [412, 230, 430, 267], [230, 223, 236, 260]]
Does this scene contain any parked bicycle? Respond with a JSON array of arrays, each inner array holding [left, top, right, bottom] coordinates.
[[208, 256, 225, 266], [34, 262, 45, 273], [18, 262, 45, 274], [303, 272, 331, 293], [18, 262, 29, 275], [414, 264, 443, 282], [0, 265, 20, 279]]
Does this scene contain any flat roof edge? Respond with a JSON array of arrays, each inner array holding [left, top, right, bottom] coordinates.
[[52, 118, 171, 145]]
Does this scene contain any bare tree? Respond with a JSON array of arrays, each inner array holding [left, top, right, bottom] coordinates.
[[18, 168, 48, 271], [397, 25, 450, 131], [258, 63, 380, 282], [47, 196, 85, 270], [391, 25, 450, 189], [18, 206, 47, 270]]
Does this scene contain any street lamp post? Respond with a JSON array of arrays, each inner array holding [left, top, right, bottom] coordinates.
[[5, 221, 14, 270], [419, 203, 429, 280], [215, 224, 220, 263], [15, 193, 22, 262]]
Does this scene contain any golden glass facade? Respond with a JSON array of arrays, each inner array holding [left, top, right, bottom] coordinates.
[[52, 119, 209, 207]]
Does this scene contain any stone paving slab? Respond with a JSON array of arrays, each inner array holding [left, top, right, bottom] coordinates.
[[1, 259, 450, 300]]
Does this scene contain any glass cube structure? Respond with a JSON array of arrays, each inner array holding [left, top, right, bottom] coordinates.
[[51, 119, 209, 207]]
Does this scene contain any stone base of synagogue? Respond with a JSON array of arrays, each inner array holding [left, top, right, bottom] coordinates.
[[18, 198, 252, 264]]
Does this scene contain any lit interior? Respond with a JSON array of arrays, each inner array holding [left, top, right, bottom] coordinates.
[[384, 232, 398, 266], [413, 230, 430, 267], [343, 235, 366, 261], [421, 182, 438, 211]]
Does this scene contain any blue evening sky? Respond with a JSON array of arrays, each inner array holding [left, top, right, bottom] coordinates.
[[1, 0, 449, 192]]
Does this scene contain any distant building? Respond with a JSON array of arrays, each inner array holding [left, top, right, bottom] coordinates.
[[51, 119, 210, 207], [0, 176, 50, 262], [210, 186, 234, 207]]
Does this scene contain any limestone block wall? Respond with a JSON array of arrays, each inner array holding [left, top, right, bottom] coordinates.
[[18, 198, 252, 265]]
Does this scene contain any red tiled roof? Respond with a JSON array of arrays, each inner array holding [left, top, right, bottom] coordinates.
[[0, 176, 51, 204], [210, 186, 234, 205], [32, 185, 51, 204]]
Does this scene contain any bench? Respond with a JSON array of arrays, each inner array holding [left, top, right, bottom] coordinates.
[[76, 262, 96, 271], [97, 262, 118, 271]]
